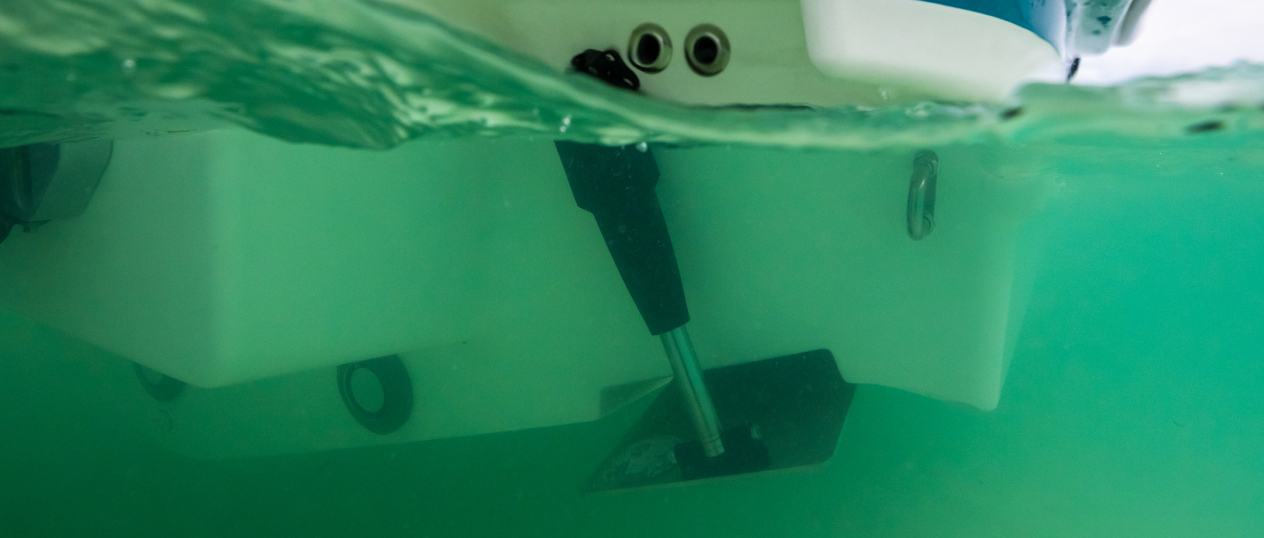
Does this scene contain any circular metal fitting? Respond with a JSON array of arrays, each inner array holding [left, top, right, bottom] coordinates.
[[337, 355, 413, 434], [684, 24, 730, 77], [134, 363, 187, 402], [628, 23, 672, 73]]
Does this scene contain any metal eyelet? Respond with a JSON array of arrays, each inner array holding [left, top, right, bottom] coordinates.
[[907, 151, 938, 240], [684, 24, 730, 77], [628, 23, 672, 73]]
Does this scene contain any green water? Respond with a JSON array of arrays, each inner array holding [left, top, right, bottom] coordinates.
[[4, 182, 1263, 536], [2, 0, 1264, 536]]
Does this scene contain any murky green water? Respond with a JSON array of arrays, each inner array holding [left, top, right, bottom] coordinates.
[[2, 0, 1263, 537]]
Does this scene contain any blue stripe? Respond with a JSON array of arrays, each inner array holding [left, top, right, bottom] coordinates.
[[916, 0, 1066, 54]]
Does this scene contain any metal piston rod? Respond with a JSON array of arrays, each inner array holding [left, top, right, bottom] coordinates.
[[661, 326, 724, 457], [555, 49, 733, 467]]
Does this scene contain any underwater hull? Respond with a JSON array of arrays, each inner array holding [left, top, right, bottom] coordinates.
[[0, 130, 1047, 456]]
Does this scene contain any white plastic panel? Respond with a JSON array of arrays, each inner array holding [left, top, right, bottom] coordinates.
[[395, 0, 1061, 106], [0, 132, 664, 390], [0, 131, 1049, 457], [800, 0, 1064, 101]]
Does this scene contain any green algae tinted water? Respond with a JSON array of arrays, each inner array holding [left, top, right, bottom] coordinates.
[[2, 0, 1264, 537]]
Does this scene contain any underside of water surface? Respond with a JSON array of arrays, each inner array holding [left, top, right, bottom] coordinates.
[[1, 0, 1263, 151]]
